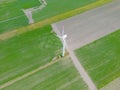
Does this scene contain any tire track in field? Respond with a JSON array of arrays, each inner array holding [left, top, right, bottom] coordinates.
[[0, 15, 24, 23]]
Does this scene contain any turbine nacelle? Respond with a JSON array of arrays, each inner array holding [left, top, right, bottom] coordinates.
[[62, 34, 67, 39]]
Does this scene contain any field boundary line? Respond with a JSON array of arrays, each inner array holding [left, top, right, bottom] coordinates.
[[0, 0, 112, 40], [0, 56, 68, 89]]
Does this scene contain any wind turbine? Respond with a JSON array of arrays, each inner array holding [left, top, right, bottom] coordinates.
[[58, 26, 67, 57]]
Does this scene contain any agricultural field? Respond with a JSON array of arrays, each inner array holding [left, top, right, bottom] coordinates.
[[1, 57, 89, 90], [0, 25, 62, 85], [0, 0, 101, 33], [0, 1, 28, 33], [32, 0, 98, 21], [0, 0, 117, 90], [75, 30, 120, 89], [0, 0, 42, 33]]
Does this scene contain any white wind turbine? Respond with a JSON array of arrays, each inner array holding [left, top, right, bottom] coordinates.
[[58, 26, 67, 57]]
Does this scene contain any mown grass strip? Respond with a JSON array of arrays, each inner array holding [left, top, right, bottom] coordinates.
[[0, 0, 112, 40]]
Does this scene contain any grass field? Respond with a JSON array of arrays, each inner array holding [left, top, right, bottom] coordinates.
[[0, 0, 42, 33], [0, 0, 100, 34], [0, 0, 28, 33], [0, 25, 62, 85], [75, 30, 120, 89], [33, 0, 98, 21], [18, 0, 41, 9], [1, 57, 89, 90]]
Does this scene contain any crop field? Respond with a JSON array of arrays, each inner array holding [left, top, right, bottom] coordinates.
[[75, 30, 120, 89], [0, 1, 28, 33], [0, 0, 99, 33], [0, 25, 62, 85], [1, 57, 89, 90], [0, 0, 42, 33], [0, 0, 116, 90], [32, 0, 98, 21]]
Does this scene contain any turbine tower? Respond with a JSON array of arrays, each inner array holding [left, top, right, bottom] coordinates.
[[58, 26, 67, 57]]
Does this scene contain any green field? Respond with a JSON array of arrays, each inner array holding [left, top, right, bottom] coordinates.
[[33, 0, 98, 21], [0, 0, 99, 33], [75, 30, 120, 89], [0, 25, 62, 85], [0, 0, 42, 33], [0, 1, 28, 33], [0, 0, 116, 89], [1, 57, 89, 90], [18, 0, 41, 9]]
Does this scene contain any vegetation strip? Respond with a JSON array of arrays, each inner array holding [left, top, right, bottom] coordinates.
[[0, 0, 112, 40], [0, 57, 67, 89]]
